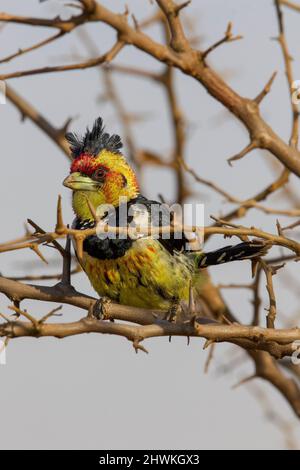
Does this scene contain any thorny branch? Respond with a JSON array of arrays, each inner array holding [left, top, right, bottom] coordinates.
[[2, 0, 300, 175]]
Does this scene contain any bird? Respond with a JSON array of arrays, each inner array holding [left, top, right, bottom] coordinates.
[[63, 117, 269, 316]]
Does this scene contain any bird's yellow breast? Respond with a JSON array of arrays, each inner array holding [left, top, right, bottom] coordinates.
[[80, 237, 198, 310]]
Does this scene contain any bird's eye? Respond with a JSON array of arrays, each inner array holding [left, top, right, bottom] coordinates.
[[93, 167, 107, 181]]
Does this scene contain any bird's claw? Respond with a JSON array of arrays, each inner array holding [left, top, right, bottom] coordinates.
[[88, 297, 111, 320], [163, 302, 181, 323]]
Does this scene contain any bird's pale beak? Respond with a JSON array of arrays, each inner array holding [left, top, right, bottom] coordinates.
[[63, 172, 98, 191]]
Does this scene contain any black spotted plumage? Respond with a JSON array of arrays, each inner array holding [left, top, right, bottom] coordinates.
[[73, 218, 133, 260], [73, 194, 189, 261], [196, 241, 269, 268], [83, 236, 133, 261], [73, 195, 269, 264], [66, 117, 123, 158], [126, 195, 189, 255]]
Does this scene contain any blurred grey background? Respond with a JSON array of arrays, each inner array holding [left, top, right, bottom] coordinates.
[[1, 0, 300, 449]]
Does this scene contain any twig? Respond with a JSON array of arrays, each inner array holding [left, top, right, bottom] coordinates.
[[260, 261, 278, 328], [274, 0, 299, 148], [281, 0, 300, 12], [0, 31, 65, 64], [227, 141, 258, 166], [0, 41, 124, 81], [202, 22, 243, 60], [204, 343, 215, 373], [254, 71, 278, 104]]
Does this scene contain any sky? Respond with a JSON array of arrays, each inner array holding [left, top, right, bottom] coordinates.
[[0, 0, 300, 449]]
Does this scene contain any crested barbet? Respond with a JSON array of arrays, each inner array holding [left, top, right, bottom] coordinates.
[[63, 117, 269, 315]]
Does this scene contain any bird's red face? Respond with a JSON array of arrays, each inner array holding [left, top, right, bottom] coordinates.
[[71, 153, 106, 177], [63, 150, 139, 220], [67, 154, 114, 189], [63, 116, 139, 220]]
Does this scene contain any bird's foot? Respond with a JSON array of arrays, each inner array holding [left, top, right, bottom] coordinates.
[[163, 302, 181, 323], [88, 297, 112, 320]]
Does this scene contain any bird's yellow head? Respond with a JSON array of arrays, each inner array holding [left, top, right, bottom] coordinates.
[[63, 117, 139, 221]]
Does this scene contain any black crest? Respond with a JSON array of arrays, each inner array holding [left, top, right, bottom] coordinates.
[[66, 117, 123, 158]]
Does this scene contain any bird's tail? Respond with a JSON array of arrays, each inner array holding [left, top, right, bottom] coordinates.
[[197, 240, 270, 268]]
